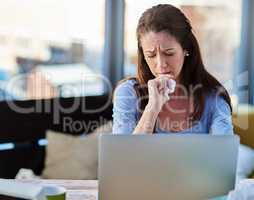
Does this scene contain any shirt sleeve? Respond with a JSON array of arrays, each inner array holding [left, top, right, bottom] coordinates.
[[209, 96, 234, 135], [112, 81, 139, 134]]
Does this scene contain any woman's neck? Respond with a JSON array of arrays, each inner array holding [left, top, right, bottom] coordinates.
[[171, 82, 188, 98]]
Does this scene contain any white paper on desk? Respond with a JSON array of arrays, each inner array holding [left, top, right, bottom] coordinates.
[[0, 179, 46, 200], [0, 180, 66, 200]]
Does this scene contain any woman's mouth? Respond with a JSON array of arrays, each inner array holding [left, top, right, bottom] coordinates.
[[157, 73, 174, 78]]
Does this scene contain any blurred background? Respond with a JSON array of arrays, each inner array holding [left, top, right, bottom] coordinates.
[[0, 0, 248, 102], [0, 0, 253, 180]]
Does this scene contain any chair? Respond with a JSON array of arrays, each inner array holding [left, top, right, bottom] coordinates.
[[0, 95, 113, 178]]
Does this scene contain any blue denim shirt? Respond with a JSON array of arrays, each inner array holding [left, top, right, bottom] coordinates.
[[113, 79, 234, 135]]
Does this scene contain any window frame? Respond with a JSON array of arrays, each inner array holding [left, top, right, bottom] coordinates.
[[103, 0, 125, 90], [238, 0, 254, 104]]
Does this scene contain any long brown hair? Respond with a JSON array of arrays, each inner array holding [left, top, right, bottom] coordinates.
[[130, 4, 232, 122]]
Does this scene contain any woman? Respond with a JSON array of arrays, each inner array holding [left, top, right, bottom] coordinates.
[[113, 4, 233, 135]]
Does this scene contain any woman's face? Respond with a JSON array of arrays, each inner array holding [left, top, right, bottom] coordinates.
[[140, 31, 187, 81]]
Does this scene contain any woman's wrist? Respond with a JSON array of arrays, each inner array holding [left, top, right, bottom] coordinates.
[[145, 102, 161, 115], [133, 103, 160, 135]]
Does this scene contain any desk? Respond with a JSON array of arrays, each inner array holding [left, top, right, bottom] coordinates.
[[21, 179, 98, 200], [14, 179, 229, 200]]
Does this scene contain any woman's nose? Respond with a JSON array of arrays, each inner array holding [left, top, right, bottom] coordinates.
[[156, 55, 167, 69]]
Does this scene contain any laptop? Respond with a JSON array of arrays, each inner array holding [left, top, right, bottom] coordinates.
[[98, 134, 239, 200]]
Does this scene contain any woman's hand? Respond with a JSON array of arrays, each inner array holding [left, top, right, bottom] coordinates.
[[133, 75, 176, 135], [146, 75, 176, 112]]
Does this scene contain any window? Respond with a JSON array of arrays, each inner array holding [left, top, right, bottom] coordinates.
[[0, 0, 105, 100], [124, 0, 242, 103]]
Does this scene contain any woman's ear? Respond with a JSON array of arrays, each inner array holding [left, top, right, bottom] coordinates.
[[184, 50, 189, 57]]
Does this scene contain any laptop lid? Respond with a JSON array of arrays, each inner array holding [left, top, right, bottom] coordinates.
[[98, 134, 239, 200]]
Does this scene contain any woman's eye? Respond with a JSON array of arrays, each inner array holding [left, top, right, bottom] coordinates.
[[146, 54, 155, 58], [165, 52, 174, 56]]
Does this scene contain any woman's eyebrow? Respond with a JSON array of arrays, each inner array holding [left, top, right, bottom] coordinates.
[[144, 47, 175, 53], [163, 47, 175, 51], [144, 48, 155, 53]]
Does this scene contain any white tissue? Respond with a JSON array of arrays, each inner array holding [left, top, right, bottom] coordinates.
[[167, 79, 176, 94], [227, 179, 254, 200], [236, 145, 254, 184]]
